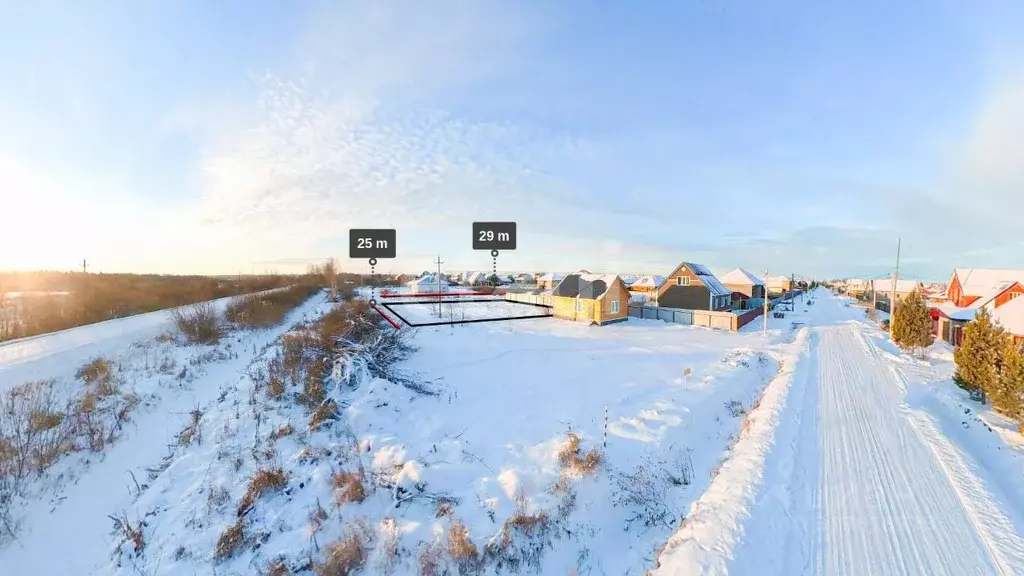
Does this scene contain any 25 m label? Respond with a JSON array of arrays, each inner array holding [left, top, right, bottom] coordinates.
[[349, 229, 396, 258]]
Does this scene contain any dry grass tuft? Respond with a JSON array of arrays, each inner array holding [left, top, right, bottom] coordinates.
[[557, 432, 603, 476], [434, 499, 454, 518], [266, 558, 291, 576], [214, 518, 245, 561], [309, 399, 339, 430], [171, 302, 223, 344], [269, 422, 294, 441], [446, 518, 479, 569], [237, 467, 288, 516], [27, 409, 64, 433], [316, 527, 369, 576], [76, 357, 116, 395], [178, 408, 204, 447], [417, 540, 445, 576], [332, 468, 367, 506], [309, 501, 329, 533]]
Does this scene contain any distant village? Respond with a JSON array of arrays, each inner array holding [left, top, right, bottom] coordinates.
[[381, 263, 809, 331]]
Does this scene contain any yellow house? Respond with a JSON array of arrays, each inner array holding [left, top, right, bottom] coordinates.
[[551, 273, 630, 325]]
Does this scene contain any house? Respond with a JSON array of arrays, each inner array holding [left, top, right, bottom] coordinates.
[[765, 275, 792, 296], [845, 278, 869, 297], [514, 273, 535, 285], [873, 277, 924, 303], [719, 268, 766, 306], [536, 273, 565, 290], [654, 263, 732, 311], [928, 268, 1024, 346], [407, 274, 450, 294], [992, 297, 1024, 343], [464, 271, 488, 286], [628, 275, 664, 294], [551, 273, 630, 325], [946, 268, 1024, 308]]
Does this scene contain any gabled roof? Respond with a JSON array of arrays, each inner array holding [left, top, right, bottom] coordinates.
[[992, 297, 1024, 336], [965, 281, 1022, 310], [954, 268, 1024, 297], [668, 262, 731, 297], [876, 277, 922, 294], [552, 274, 623, 300], [719, 268, 764, 286], [630, 275, 665, 289], [408, 274, 449, 286]]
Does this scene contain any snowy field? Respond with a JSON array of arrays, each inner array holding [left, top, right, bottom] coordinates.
[[382, 298, 551, 325]]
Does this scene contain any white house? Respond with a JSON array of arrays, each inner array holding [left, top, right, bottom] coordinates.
[[407, 274, 450, 294]]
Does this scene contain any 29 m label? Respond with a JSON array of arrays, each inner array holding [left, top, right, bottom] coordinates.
[[349, 229, 396, 258], [472, 222, 517, 250]]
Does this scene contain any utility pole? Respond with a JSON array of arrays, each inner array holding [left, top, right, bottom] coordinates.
[[434, 255, 444, 318], [871, 279, 877, 316], [763, 269, 769, 335], [891, 238, 901, 318], [82, 259, 88, 274]]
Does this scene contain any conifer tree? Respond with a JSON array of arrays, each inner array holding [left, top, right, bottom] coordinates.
[[994, 339, 1024, 429], [954, 307, 1006, 400], [890, 290, 934, 353]]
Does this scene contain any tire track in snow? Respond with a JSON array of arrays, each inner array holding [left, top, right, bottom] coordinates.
[[809, 326, 1001, 575]]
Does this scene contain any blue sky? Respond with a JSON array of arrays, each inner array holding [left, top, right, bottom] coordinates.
[[1, 0, 1022, 281]]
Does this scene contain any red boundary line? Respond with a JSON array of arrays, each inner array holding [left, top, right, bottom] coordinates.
[[379, 291, 503, 298], [371, 305, 401, 329]]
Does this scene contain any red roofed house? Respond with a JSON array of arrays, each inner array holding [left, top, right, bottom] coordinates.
[[931, 268, 1024, 345]]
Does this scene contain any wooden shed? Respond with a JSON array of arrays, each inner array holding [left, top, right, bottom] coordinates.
[[551, 273, 630, 325]]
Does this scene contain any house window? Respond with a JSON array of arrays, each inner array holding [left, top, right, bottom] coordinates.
[[576, 300, 583, 312], [677, 276, 690, 286], [611, 300, 620, 314], [1011, 293, 1022, 301]]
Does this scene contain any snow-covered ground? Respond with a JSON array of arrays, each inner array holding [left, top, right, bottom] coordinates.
[[5, 286, 1024, 575], [383, 299, 551, 325]]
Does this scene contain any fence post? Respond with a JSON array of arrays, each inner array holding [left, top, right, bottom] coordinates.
[[603, 405, 609, 450]]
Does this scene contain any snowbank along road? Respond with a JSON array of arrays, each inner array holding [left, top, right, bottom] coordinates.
[[727, 293, 1024, 575]]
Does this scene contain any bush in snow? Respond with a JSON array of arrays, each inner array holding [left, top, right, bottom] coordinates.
[[237, 467, 288, 517], [171, 302, 223, 344], [890, 290, 934, 353], [557, 432, 603, 477], [611, 451, 693, 532], [333, 468, 368, 506], [315, 521, 372, 576], [214, 518, 245, 561]]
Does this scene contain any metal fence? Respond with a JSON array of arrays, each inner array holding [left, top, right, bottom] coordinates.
[[627, 304, 735, 330]]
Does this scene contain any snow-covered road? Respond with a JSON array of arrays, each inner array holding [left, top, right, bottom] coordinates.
[[803, 326, 1009, 574], [729, 299, 1024, 575]]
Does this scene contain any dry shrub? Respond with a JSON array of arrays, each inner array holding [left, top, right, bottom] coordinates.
[[267, 356, 286, 399], [178, 409, 204, 447], [266, 558, 291, 576], [418, 540, 445, 576], [332, 468, 367, 506], [309, 399, 339, 430], [28, 410, 64, 434], [237, 467, 288, 516], [214, 518, 245, 561], [225, 285, 320, 329], [171, 302, 222, 344], [447, 518, 480, 570], [270, 423, 294, 441], [76, 358, 116, 395], [109, 512, 145, 554], [557, 432, 603, 476], [309, 501, 329, 533], [316, 526, 369, 576], [378, 517, 400, 573], [435, 499, 454, 518]]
